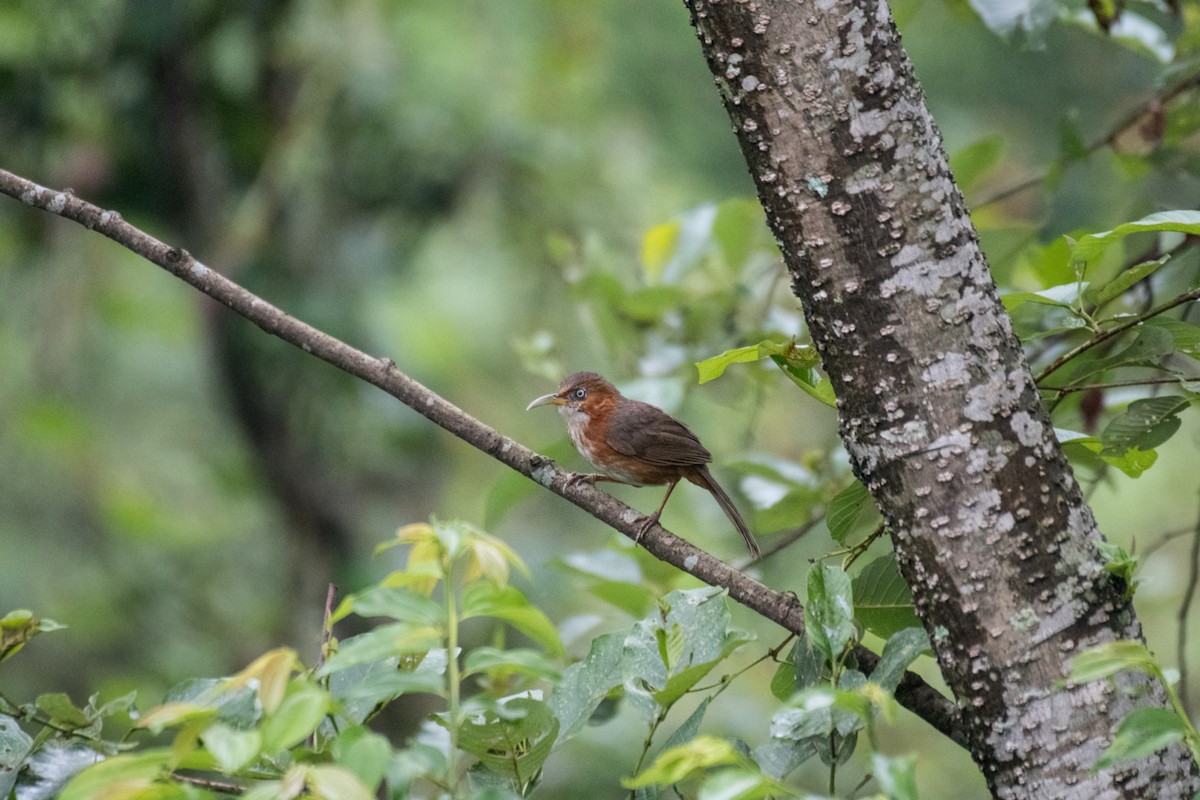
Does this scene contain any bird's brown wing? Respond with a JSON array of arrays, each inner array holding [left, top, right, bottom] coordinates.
[[606, 401, 712, 467]]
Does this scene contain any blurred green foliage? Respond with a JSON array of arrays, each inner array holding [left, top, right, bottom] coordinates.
[[2, 0, 1200, 796]]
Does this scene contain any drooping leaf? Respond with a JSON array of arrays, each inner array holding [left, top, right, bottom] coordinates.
[[852, 555, 920, 640], [869, 628, 930, 693], [806, 565, 854, 661], [826, 481, 875, 544], [1100, 396, 1192, 457], [550, 631, 626, 743]]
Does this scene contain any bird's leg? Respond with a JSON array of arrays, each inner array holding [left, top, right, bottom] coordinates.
[[636, 479, 679, 542]]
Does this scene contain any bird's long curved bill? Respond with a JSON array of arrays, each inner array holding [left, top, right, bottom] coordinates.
[[526, 393, 564, 410]]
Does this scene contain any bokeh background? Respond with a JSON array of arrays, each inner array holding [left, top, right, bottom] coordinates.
[[2, 1, 1199, 796]]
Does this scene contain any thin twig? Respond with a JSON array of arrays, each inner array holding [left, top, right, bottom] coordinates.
[[974, 71, 1200, 209], [0, 168, 964, 745], [1178, 503, 1200, 716], [1041, 376, 1193, 396], [1035, 286, 1200, 383]]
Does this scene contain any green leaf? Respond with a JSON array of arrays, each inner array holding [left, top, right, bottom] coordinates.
[[623, 588, 736, 718], [317, 623, 443, 676], [550, 631, 626, 743], [260, 682, 332, 753], [768, 349, 834, 407], [806, 564, 854, 661], [1057, 325, 1175, 385], [0, 609, 64, 663], [201, 723, 262, 773], [1097, 541, 1141, 601], [621, 285, 687, 322], [951, 135, 1004, 192], [331, 727, 391, 792], [1000, 282, 1088, 312], [869, 628, 929, 693], [338, 586, 444, 626], [769, 661, 796, 702], [623, 735, 739, 789], [463, 647, 561, 681], [653, 642, 747, 710], [1082, 256, 1170, 309], [770, 686, 865, 741], [35, 693, 92, 730], [1069, 640, 1160, 684], [1146, 318, 1200, 356], [458, 698, 559, 785], [660, 698, 711, 754], [752, 736, 819, 781], [852, 555, 921, 640], [1071, 210, 1200, 266], [873, 752, 919, 800], [1060, 434, 1160, 478], [695, 340, 789, 384], [59, 750, 173, 800], [461, 582, 564, 656], [1100, 396, 1192, 457], [0, 714, 32, 798], [827, 481, 875, 544], [642, 219, 682, 280], [712, 198, 769, 271], [306, 765, 377, 800], [1094, 707, 1189, 770]]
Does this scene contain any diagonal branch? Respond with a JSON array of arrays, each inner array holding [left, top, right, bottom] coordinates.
[[0, 167, 963, 745]]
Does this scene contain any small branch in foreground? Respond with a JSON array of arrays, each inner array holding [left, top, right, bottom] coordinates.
[[0, 167, 963, 745], [1041, 376, 1194, 396], [1035, 285, 1200, 383]]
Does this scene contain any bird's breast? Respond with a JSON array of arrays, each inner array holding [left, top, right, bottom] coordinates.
[[560, 405, 647, 485]]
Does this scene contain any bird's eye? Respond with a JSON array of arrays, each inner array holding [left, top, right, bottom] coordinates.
[[572, 387, 587, 400]]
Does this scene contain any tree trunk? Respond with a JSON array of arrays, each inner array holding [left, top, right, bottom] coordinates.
[[683, 0, 1200, 796]]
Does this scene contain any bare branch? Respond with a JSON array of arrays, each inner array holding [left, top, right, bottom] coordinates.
[[0, 167, 963, 744]]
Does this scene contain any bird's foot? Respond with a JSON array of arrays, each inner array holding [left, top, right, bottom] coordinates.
[[634, 512, 662, 544], [563, 472, 600, 490]]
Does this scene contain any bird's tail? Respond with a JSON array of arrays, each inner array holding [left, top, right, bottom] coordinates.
[[690, 466, 761, 559]]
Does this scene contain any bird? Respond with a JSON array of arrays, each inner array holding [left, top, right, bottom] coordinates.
[[527, 371, 760, 558]]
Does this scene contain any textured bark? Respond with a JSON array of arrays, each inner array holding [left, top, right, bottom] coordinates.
[[684, 0, 1200, 796]]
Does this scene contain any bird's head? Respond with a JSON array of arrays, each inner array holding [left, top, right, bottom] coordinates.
[[526, 371, 618, 420]]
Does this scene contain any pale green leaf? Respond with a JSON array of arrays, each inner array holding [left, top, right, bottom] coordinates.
[[1071, 210, 1200, 266]]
